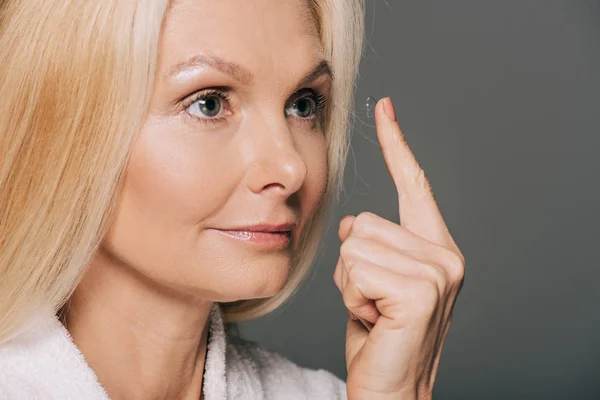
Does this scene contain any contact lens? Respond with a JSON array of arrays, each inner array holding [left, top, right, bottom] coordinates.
[[365, 96, 377, 119]]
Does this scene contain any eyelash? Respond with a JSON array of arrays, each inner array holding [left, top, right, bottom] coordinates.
[[181, 88, 328, 127]]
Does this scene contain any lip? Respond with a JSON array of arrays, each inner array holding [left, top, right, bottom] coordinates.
[[210, 222, 296, 250], [224, 222, 296, 233]]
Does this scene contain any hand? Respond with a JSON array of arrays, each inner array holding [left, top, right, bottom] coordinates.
[[334, 97, 466, 399]]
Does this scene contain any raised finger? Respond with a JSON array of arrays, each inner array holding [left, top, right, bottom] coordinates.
[[374, 98, 457, 251]]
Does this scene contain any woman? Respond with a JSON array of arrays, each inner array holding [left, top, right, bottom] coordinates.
[[0, 0, 465, 399]]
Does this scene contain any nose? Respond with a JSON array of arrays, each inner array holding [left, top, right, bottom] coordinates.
[[244, 112, 308, 197]]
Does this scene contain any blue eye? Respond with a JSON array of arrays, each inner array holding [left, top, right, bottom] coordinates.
[[186, 94, 223, 119], [182, 88, 327, 127], [285, 90, 328, 121], [286, 97, 317, 119]]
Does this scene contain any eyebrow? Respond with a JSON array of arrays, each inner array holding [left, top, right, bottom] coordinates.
[[167, 54, 333, 88]]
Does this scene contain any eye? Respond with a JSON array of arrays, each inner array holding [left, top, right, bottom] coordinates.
[[191, 96, 221, 117], [183, 89, 231, 122], [287, 97, 316, 119], [285, 89, 328, 121]]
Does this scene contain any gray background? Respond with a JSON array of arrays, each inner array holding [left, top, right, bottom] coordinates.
[[238, 1, 600, 399]]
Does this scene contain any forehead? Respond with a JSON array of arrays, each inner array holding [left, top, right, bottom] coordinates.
[[160, 0, 323, 81]]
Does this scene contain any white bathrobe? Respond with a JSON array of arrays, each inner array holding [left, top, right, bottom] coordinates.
[[0, 303, 347, 399]]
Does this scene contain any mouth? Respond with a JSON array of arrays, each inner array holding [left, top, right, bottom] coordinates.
[[212, 229, 292, 250], [210, 223, 295, 250]]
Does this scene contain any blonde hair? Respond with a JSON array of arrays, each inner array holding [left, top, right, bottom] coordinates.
[[0, 0, 365, 342]]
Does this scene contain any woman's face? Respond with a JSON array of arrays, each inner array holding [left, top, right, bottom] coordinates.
[[98, 0, 330, 302]]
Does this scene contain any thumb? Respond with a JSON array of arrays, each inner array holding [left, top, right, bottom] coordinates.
[[338, 215, 356, 242]]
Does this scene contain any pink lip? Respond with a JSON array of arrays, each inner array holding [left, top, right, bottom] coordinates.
[[226, 223, 296, 233], [212, 229, 292, 249]]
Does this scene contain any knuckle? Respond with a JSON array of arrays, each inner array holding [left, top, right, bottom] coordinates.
[[444, 249, 466, 283], [334, 279, 341, 292], [427, 263, 447, 292], [458, 251, 466, 267], [416, 279, 440, 312], [339, 240, 351, 259], [343, 295, 359, 311], [414, 258, 442, 285], [346, 261, 362, 283], [333, 269, 341, 289], [339, 236, 360, 260], [352, 212, 375, 237], [341, 276, 359, 308], [341, 291, 352, 309]]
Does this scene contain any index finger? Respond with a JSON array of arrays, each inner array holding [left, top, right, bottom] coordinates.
[[374, 97, 457, 251]]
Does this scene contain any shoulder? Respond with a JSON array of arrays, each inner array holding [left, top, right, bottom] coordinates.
[[225, 334, 347, 400], [0, 313, 109, 399]]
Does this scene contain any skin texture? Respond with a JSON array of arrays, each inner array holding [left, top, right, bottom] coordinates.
[[64, 0, 329, 399]]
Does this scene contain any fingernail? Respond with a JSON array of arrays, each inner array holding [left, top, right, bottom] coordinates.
[[382, 97, 396, 121], [348, 311, 358, 320]]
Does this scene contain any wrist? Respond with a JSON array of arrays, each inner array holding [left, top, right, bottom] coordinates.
[[348, 388, 422, 400], [346, 378, 433, 400]]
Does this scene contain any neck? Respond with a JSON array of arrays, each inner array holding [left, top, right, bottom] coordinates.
[[63, 249, 213, 400]]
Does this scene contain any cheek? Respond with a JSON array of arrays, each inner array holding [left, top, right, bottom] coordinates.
[[299, 135, 328, 218], [101, 119, 240, 280], [125, 120, 236, 225]]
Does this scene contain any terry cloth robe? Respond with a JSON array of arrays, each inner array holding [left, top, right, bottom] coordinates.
[[0, 302, 348, 399]]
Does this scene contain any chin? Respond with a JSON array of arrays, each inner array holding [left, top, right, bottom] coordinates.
[[214, 257, 294, 302], [250, 257, 293, 298]]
